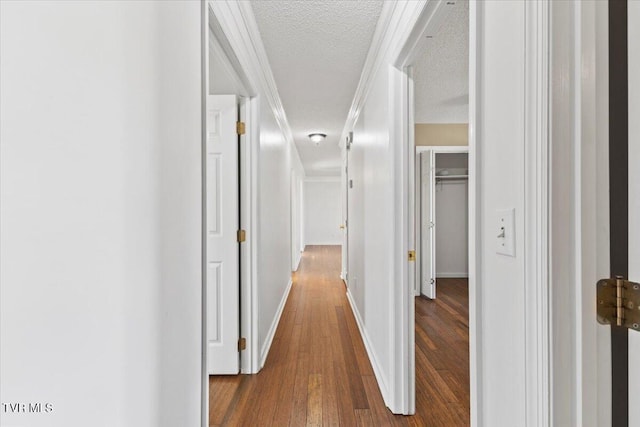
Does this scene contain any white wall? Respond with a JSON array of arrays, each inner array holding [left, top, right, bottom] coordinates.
[[291, 169, 304, 270], [348, 65, 394, 400], [303, 179, 342, 246], [257, 95, 305, 361], [0, 2, 202, 426], [435, 180, 468, 277]]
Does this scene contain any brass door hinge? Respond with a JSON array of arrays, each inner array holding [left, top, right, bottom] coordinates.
[[238, 337, 246, 351], [408, 250, 416, 262], [236, 121, 246, 135], [237, 229, 246, 243], [597, 277, 640, 331]]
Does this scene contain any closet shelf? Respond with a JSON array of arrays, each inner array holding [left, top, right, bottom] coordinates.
[[435, 175, 468, 180]]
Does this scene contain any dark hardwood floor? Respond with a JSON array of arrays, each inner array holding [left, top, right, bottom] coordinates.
[[210, 245, 470, 426]]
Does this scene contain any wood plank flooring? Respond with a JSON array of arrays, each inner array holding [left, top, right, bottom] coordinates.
[[210, 245, 469, 426]]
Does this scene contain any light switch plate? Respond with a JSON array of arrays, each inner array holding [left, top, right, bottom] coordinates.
[[496, 208, 515, 257]]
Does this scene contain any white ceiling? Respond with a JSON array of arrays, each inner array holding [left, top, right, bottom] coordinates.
[[249, 0, 468, 175], [250, 0, 384, 176], [414, 1, 469, 123]]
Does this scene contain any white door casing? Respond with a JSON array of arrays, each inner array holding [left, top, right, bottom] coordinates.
[[206, 94, 239, 375]]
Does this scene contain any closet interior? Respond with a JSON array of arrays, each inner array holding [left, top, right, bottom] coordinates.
[[418, 149, 469, 298]]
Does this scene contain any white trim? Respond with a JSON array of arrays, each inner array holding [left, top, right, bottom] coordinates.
[[208, 1, 297, 149], [200, 4, 208, 427], [467, 2, 481, 424], [249, 96, 261, 375], [578, 1, 610, 425], [523, 1, 551, 426], [208, 29, 250, 97], [389, 64, 415, 414], [259, 278, 293, 369], [339, 1, 427, 149], [346, 289, 390, 405], [239, 96, 260, 374], [208, 8, 253, 96], [560, 1, 609, 426]]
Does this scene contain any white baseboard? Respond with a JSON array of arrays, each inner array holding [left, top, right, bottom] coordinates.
[[345, 289, 390, 407], [259, 278, 293, 369], [304, 241, 342, 247], [436, 272, 469, 278]]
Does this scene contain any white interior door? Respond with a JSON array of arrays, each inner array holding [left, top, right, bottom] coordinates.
[[206, 94, 239, 375], [420, 151, 436, 298]]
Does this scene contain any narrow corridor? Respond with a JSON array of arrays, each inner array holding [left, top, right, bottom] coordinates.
[[209, 246, 469, 426]]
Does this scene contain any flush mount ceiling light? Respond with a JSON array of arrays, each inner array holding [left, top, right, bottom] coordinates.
[[308, 133, 327, 145]]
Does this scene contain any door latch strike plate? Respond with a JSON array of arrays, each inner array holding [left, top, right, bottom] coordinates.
[[238, 337, 246, 351], [237, 229, 246, 243], [597, 277, 640, 332], [408, 250, 416, 262]]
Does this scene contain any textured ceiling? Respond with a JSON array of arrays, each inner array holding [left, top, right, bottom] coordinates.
[[414, 1, 469, 123], [251, 0, 383, 176]]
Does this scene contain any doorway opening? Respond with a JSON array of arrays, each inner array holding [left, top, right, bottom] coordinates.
[[204, 6, 261, 425], [415, 146, 470, 422], [396, 0, 471, 421]]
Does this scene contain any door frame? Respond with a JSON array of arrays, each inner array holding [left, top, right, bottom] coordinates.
[[202, 4, 262, 424], [414, 146, 469, 297], [202, 1, 305, 425], [548, 1, 612, 425], [207, 0, 264, 376], [341, 133, 350, 283], [389, 0, 553, 422]]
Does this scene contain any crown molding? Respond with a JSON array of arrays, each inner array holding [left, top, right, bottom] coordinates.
[[208, 1, 297, 157], [338, 1, 430, 149]]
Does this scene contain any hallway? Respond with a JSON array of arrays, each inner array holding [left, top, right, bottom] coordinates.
[[209, 246, 469, 426]]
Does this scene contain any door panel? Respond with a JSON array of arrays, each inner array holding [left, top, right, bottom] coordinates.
[[420, 151, 436, 298], [206, 94, 239, 375]]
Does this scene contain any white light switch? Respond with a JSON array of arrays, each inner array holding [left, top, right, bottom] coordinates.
[[496, 208, 515, 257]]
